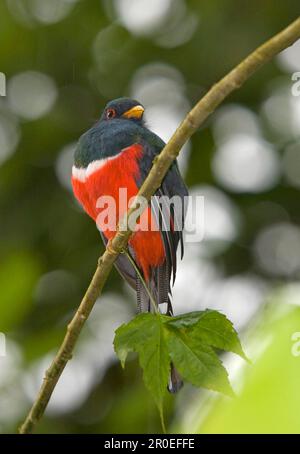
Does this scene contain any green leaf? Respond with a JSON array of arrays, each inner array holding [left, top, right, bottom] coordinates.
[[114, 309, 247, 429], [114, 312, 170, 424], [167, 310, 247, 360], [165, 326, 234, 397], [114, 313, 152, 368], [166, 311, 208, 329]]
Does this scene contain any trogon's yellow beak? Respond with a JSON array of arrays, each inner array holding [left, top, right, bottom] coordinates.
[[122, 105, 145, 120]]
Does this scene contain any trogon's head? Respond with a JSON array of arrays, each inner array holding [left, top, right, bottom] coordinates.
[[100, 98, 145, 125]]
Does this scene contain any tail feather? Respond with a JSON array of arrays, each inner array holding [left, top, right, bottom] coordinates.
[[136, 274, 151, 313], [168, 363, 183, 394]]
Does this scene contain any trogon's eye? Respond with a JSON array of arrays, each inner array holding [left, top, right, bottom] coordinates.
[[106, 108, 116, 120]]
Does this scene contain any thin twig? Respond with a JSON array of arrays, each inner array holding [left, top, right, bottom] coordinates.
[[19, 16, 300, 434]]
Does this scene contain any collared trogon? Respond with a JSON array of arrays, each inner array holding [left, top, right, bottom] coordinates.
[[72, 98, 188, 392]]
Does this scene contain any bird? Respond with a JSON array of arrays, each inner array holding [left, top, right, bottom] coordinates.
[[72, 98, 188, 393]]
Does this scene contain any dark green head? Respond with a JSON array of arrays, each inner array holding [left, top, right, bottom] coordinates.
[[100, 98, 145, 124]]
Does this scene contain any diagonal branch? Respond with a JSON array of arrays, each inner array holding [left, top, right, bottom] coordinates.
[[19, 16, 300, 434]]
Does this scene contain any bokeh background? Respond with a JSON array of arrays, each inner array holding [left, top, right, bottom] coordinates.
[[0, 0, 300, 434]]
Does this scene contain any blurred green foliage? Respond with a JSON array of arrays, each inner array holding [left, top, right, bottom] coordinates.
[[184, 304, 300, 434]]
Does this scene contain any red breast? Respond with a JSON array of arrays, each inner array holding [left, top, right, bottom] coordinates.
[[72, 144, 165, 279]]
